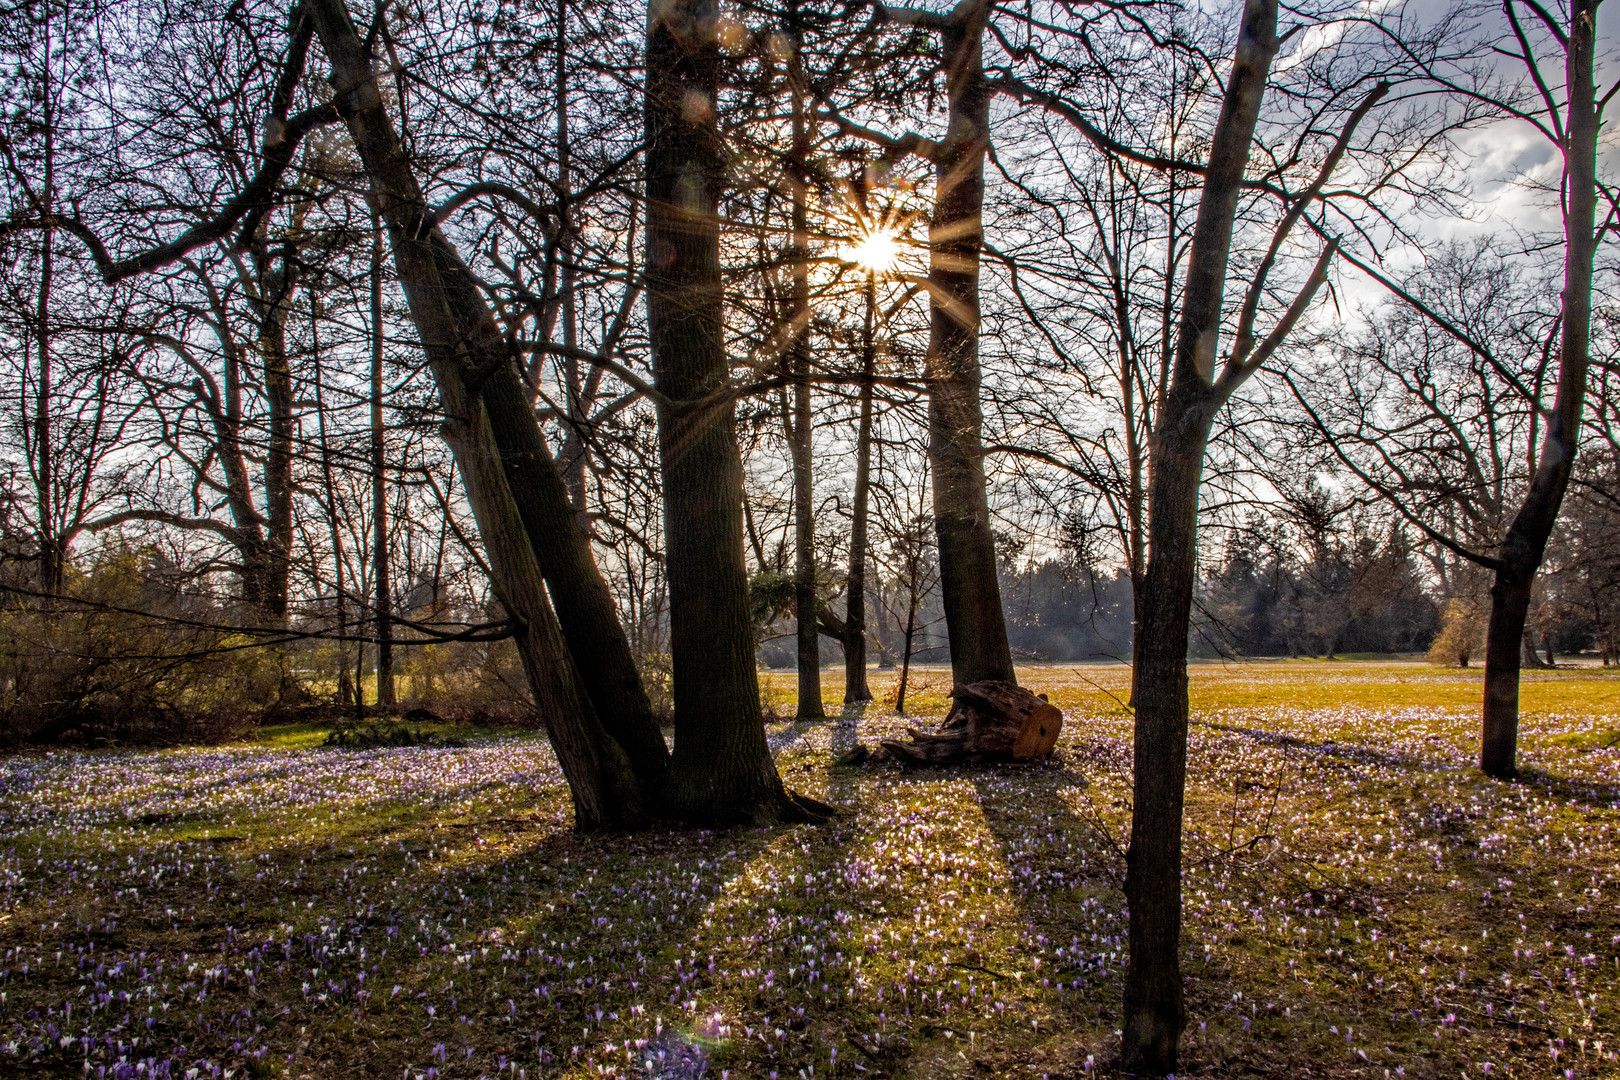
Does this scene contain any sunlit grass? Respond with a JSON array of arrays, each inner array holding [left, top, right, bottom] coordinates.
[[251, 719, 536, 751], [3, 660, 1618, 1077]]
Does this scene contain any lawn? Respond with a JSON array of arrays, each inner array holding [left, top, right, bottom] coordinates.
[[3, 660, 1619, 1079]]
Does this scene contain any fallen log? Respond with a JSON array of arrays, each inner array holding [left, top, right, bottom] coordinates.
[[881, 680, 1062, 765]]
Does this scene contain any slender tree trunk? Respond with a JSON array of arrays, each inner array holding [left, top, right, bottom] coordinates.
[[844, 272, 876, 705], [895, 555, 920, 717], [310, 300, 357, 707], [34, 224, 60, 597], [554, 0, 592, 528], [305, 0, 646, 828], [370, 217, 395, 708], [646, 0, 802, 822], [788, 31, 824, 720], [212, 316, 276, 616], [1480, 0, 1597, 779], [927, 1, 1014, 687], [1122, 0, 1278, 1071], [1123, 421, 1209, 1074]]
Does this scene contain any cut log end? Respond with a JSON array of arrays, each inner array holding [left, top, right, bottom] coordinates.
[[880, 680, 1062, 765]]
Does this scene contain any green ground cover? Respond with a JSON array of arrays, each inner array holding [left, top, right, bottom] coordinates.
[[3, 660, 1618, 1078]]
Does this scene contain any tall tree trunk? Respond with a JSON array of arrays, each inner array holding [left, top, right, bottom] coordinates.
[[1480, 0, 1597, 779], [31, 24, 60, 599], [844, 272, 876, 705], [34, 224, 60, 597], [370, 217, 396, 708], [256, 262, 296, 625], [788, 28, 824, 720], [927, 1, 1014, 687], [554, 0, 591, 528], [211, 312, 278, 616], [646, 0, 802, 822], [305, 0, 646, 828], [311, 301, 357, 707], [1122, 0, 1279, 1071], [895, 547, 921, 717]]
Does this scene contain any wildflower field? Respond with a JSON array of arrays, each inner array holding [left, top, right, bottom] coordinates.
[[4, 660, 1620, 1079]]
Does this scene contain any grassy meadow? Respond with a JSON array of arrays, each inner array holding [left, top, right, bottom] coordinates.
[[3, 660, 1619, 1078]]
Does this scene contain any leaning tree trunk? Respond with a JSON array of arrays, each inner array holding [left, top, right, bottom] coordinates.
[[448, 396, 647, 828], [480, 364, 672, 792], [1122, 0, 1279, 1071], [1480, 0, 1597, 779], [927, 3, 1015, 688], [305, 0, 646, 829], [646, 0, 802, 822]]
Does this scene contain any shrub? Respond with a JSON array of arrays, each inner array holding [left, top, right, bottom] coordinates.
[[1427, 595, 1488, 667], [0, 546, 282, 745]]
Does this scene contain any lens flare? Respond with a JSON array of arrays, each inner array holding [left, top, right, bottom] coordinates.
[[843, 229, 900, 272]]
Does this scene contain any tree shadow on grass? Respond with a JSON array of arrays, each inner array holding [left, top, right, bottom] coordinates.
[[1500, 765, 1620, 812], [961, 747, 1134, 1078], [14, 756, 794, 1080], [1194, 720, 1463, 776], [340, 813, 797, 1079], [1201, 719, 1620, 812]]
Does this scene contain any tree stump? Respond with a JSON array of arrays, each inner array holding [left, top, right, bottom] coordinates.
[[881, 680, 1062, 765]]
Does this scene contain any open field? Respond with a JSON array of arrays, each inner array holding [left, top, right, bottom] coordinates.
[[3, 660, 1619, 1078]]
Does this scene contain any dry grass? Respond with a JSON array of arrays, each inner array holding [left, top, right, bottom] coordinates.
[[3, 660, 1618, 1078]]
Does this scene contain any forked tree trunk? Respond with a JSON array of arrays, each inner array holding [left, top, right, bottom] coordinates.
[[927, 1, 1015, 688], [1123, 0, 1279, 1070], [480, 365, 672, 791], [1480, 0, 1597, 779], [646, 0, 803, 823], [447, 397, 647, 827], [305, 0, 646, 828]]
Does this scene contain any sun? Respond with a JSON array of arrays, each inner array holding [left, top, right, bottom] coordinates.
[[842, 228, 901, 273]]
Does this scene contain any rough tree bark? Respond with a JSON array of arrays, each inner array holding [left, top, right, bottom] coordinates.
[[1480, 0, 1598, 779], [304, 0, 647, 828], [925, 0, 1015, 687], [646, 0, 807, 822]]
